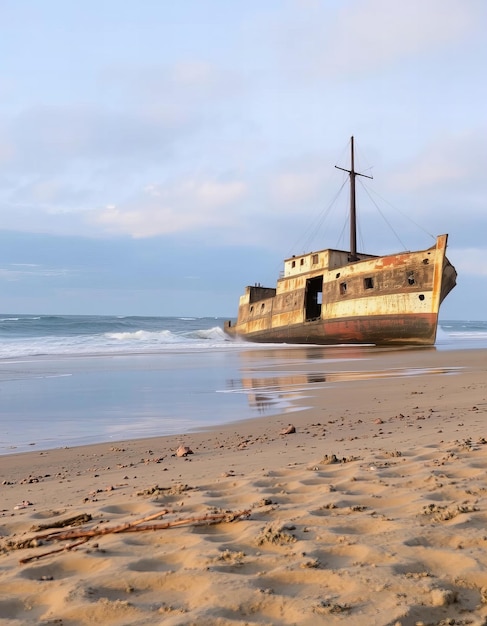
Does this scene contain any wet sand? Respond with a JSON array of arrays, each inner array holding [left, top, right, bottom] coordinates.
[[1, 347, 487, 625]]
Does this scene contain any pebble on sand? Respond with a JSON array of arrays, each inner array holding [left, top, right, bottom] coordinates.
[[280, 425, 296, 435], [176, 445, 194, 457]]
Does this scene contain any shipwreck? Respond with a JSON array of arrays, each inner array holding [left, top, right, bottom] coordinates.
[[224, 137, 457, 346]]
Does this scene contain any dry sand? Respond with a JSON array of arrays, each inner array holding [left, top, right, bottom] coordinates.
[[1, 347, 487, 626]]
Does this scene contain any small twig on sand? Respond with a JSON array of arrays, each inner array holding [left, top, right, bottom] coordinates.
[[19, 538, 90, 564], [121, 510, 251, 532], [32, 509, 170, 543]]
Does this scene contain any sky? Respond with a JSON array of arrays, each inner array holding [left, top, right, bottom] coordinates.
[[0, 0, 486, 320]]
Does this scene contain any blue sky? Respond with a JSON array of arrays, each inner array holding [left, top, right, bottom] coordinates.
[[1, 0, 486, 319]]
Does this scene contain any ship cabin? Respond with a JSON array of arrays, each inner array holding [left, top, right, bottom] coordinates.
[[233, 247, 377, 330]]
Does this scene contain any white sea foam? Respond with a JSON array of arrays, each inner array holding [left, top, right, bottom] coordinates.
[[105, 329, 178, 342], [0, 323, 241, 359], [0, 316, 486, 360]]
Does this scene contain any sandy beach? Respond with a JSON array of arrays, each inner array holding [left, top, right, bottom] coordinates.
[[1, 347, 487, 625]]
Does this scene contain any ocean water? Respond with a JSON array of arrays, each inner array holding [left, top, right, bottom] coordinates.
[[0, 315, 486, 454]]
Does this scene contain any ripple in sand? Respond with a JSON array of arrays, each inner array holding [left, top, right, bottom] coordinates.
[[469, 461, 487, 469], [250, 485, 289, 496], [299, 477, 337, 486], [329, 518, 398, 535], [127, 557, 176, 573], [79, 584, 136, 603], [62, 595, 143, 625], [100, 502, 154, 515], [211, 560, 264, 575], [404, 536, 431, 547], [30, 509, 66, 520], [190, 525, 241, 541], [393, 546, 479, 577], [121, 533, 202, 550], [312, 543, 391, 569], [200, 479, 244, 493], [224, 599, 308, 625], [202, 491, 258, 508], [422, 491, 455, 502], [309, 506, 337, 517], [20, 555, 110, 580], [252, 479, 279, 488], [0, 598, 33, 621], [254, 568, 348, 596]]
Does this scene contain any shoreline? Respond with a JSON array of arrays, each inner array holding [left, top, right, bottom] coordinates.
[[1, 344, 485, 458], [1, 343, 485, 457], [1, 347, 487, 624]]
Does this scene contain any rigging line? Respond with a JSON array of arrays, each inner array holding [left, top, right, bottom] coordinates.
[[358, 179, 408, 251], [364, 184, 436, 240], [354, 142, 375, 178], [357, 219, 365, 254], [334, 138, 352, 172], [299, 178, 348, 251], [301, 178, 348, 250], [336, 215, 349, 249], [286, 177, 348, 257]]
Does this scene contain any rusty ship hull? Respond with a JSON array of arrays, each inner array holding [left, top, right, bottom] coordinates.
[[224, 234, 457, 346]]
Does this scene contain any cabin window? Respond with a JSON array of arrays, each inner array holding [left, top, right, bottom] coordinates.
[[292, 260, 296, 268], [364, 277, 374, 290], [407, 272, 415, 285], [340, 282, 347, 295], [312, 254, 319, 264], [261, 303, 265, 310], [300, 258, 304, 266]]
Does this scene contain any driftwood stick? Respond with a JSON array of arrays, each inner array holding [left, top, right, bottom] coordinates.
[[111, 509, 171, 533], [17, 509, 250, 564], [30, 513, 93, 532], [19, 538, 90, 565], [120, 509, 251, 532], [36, 509, 170, 543]]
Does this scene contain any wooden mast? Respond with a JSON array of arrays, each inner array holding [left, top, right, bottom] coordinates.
[[335, 136, 373, 262]]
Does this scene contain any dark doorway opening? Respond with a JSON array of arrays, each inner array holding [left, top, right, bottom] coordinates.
[[305, 276, 323, 321]]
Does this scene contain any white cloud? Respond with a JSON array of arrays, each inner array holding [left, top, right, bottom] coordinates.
[[388, 130, 487, 199], [333, 0, 473, 65], [0, 264, 72, 281], [449, 247, 487, 277], [105, 60, 244, 116], [96, 178, 247, 238], [0, 134, 15, 165], [276, 0, 479, 77], [268, 168, 325, 208]]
